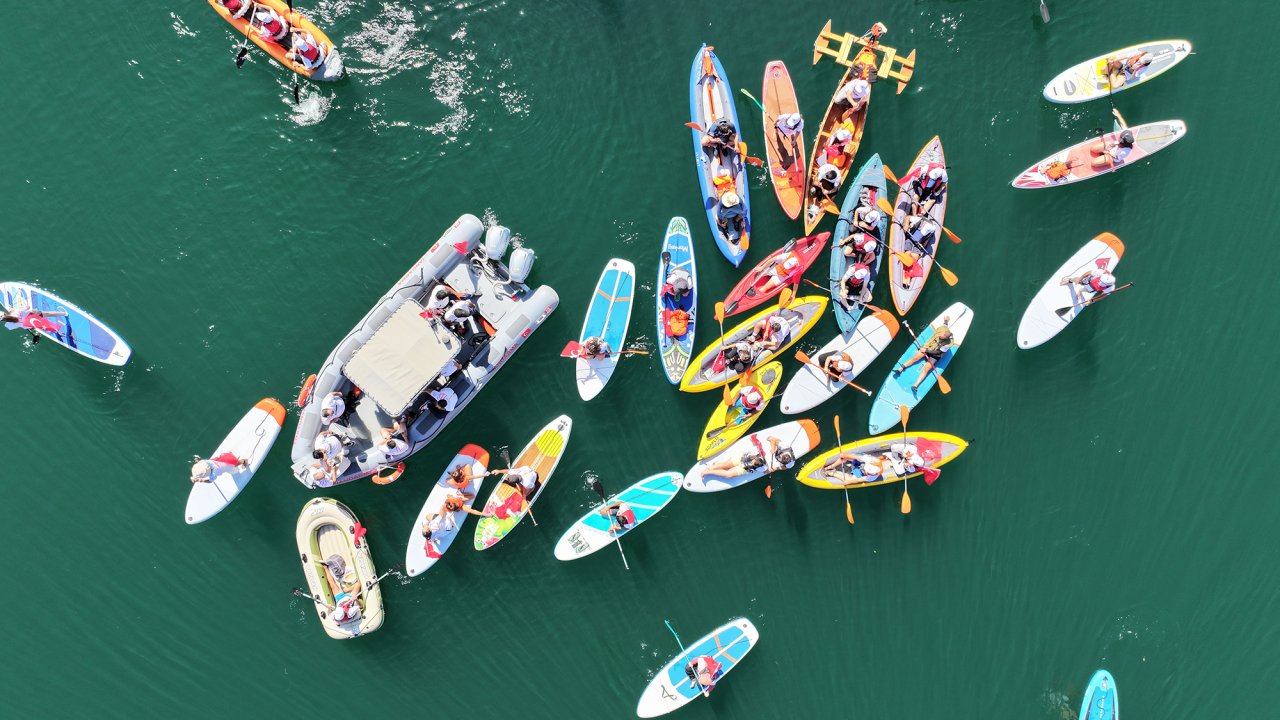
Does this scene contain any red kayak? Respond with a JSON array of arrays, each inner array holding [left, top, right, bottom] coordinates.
[[722, 233, 828, 317]]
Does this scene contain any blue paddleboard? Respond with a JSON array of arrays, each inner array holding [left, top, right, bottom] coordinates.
[[657, 217, 697, 384], [0, 281, 131, 366], [1080, 669, 1118, 720]]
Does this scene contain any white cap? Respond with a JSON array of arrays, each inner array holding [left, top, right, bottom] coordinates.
[[864, 209, 881, 223], [835, 360, 854, 373], [834, 128, 852, 142], [853, 266, 870, 279], [741, 386, 763, 404], [721, 192, 740, 207], [786, 114, 802, 128], [717, 167, 730, 177], [862, 239, 878, 253], [851, 79, 869, 96], [191, 460, 213, 482], [928, 167, 947, 181], [1100, 273, 1116, 286]]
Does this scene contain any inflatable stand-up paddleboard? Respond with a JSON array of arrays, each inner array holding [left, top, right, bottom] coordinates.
[[1018, 233, 1125, 348], [552, 472, 682, 561], [636, 617, 760, 718], [868, 301, 973, 434], [779, 308, 898, 415], [1079, 669, 1119, 720], [0, 281, 132, 366], [577, 259, 635, 401], [684, 419, 820, 493], [404, 444, 490, 576], [185, 398, 287, 524], [474, 416, 572, 550], [657, 218, 697, 384], [1044, 40, 1191, 103]]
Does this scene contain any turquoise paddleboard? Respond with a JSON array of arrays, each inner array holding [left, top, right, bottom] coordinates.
[[576, 259, 635, 401], [868, 301, 973, 434], [1080, 669, 1118, 720], [552, 471, 681, 561]]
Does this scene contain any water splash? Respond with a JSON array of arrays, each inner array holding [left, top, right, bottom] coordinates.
[[170, 12, 197, 38]]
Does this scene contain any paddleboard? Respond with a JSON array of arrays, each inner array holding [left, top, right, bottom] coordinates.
[[779, 308, 898, 415], [830, 153, 888, 332], [577, 259, 635, 401], [552, 471, 682, 561], [474, 415, 572, 550], [761, 60, 806, 220], [1012, 120, 1186, 189], [185, 398, 286, 524], [722, 233, 828, 318], [795, 431, 968, 489], [684, 419, 820, 493], [1018, 233, 1125, 349], [887, 136, 948, 316], [636, 617, 760, 718], [1044, 40, 1192, 104], [868, 302, 973, 434], [657, 218, 697, 385], [697, 361, 783, 460], [0, 281, 132, 366], [1080, 669, 1119, 720], [680, 295, 827, 393], [690, 44, 751, 266], [404, 444, 490, 576]]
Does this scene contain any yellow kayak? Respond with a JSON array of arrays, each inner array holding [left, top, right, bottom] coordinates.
[[696, 362, 783, 460], [794, 431, 967, 489], [680, 295, 827, 393]]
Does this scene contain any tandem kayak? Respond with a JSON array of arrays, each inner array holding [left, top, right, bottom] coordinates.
[[867, 301, 973, 435], [1044, 40, 1192, 104], [722, 232, 828, 318], [1080, 669, 1119, 720], [0, 281, 132, 366], [830, 153, 889, 332], [576, 259, 636, 401], [636, 618, 760, 718], [657, 218, 697, 384], [185, 398, 286, 524], [680, 295, 827, 393], [295, 498, 385, 640], [690, 44, 751, 266], [760, 60, 806, 220], [803, 60, 873, 235], [684, 419, 820, 493], [794, 431, 968, 489], [1012, 120, 1186, 189], [697, 361, 783, 460], [474, 415, 572, 550], [404, 444, 489, 577], [553, 472, 682, 562], [1017, 233, 1125, 349], [779, 308, 898, 415], [207, 0, 344, 81], [887, 136, 948, 316]]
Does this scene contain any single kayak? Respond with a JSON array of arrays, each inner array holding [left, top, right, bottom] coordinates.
[[830, 153, 889, 332], [404, 444, 490, 577], [474, 415, 572, 550], [868, 301, 974, 434], [697, 361, 783, 460], [1080, 669, 1119, 720], [887, 136, 949, 316], [1044, 40, 1192, 104], [760, 60, 806, 220], [0, 281, 132, 366], [295, 497, 385, 639], [636, 617, 760, 718], [722, 232, 828, 317], [185, 398, 286, 524], [1018, 232, 1125, 349], [1011, 120, 1187, 189], [684, 419, 820, 493], [207, 0, 344, 81], [680, 295, 827, 393], [690, 44, 751, 266], [577, 259, 636, 401], [657, 217, 697, 384], [779, 308, 898, 415], [552, 471, 682, 561], [795, 431, 968, 489], [803, 60, 873, 235]]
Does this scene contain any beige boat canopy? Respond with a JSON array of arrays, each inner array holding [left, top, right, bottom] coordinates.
[[344, 299, 462, 416]]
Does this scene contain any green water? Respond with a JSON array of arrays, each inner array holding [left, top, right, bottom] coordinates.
[[4, 1, 1278, 717]]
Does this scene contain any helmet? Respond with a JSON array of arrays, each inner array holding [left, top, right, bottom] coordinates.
[[721, 192, 740, 207], [928, 166, 948, 182], [834, 128, 853, 142]]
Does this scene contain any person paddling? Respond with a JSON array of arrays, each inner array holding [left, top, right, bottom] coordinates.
[[1089, 108, 1134, 170], [218, 0, 255, 20], [893, 315, 954, 392], [600, 500, 637, 533], [833, 77, 870, 119], [286, 31, 324, 70], [250, 5, 290, 44], [684, 655, 724, 695], [1062, 264, 1118, 303], [580, 336, 613, 360], [701, 117, 739, 162], [907, 165, 948, 217], [818, 351, 855, 380], [716, 192, 746, 242], [839, 262, 873, 307], [1104, 52, 1154, 89], [701, 445, 768, 478], [756, 250, 804, 295], [664, 267, 693, 300], [726, 382, 766, 425], [773, 113, 804, 165]]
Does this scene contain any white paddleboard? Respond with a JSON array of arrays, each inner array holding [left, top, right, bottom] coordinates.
[[1044, 40, 1192, 104], [552, 472, 681, 561], [684, 420, 820, 493], [185, 398, 286, 524], [779, 308, 898, 414], [404, 444, 490, 576], [1017, 233, 1125, 349]]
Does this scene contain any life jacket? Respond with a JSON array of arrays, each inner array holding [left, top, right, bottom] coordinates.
[[1122, 53, 1147, 74], [917, 163, 947, 194], [712, 173, 736, 196], [665, 309, 689, 338], [257, 12, 287, 41], [737, 385, 764, 411], [774, 252, 802, 280], [1045, 161, 1071, 180], [333, 597, 361, 623], [296, 36, 322, 65], [852, 232, 877, 252], [689, 655, 723, 681], [845, 263, 871, 290], [1088, 275, 1113, 293], [225, 0, 251, 19], [612, 503, 636, 527]]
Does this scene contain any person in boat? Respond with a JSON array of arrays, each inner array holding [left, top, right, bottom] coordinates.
[[833, 76, 871, 119], [600, 500, 636, 533], [319, 391, 346, 427], [580, 336, 612, 360], [774, 113, 804, 161], [726, 382, 766, 425], [426, 386, 458, 414], [898, 216, 939, 276], [893, 315, 954, 391], [1104, 51, 1154, 89], [218, 0, 255, 20], [377, 422, 411, 461], [711, 166, 736, 198], [756, 249, 804, 295], [887, 442, 928, 476], [813, 163, 842, 200], [838, 262, 872, 308], [908, 165, 947, 217], [685, 655, 723, 695], [822, 451, 886, 485], [306, 457, 341, 487], [840, 231, 878, 265], [818, 351, 855, 380], [321, 558, 363, 624], [1062, 266, 1118, 301], [442, 299, 479, 335], [720, 340, 754, 375], [749, 313, 790, 353], [189, 453, 249, 484], [701, 117, 739, 161], [716, 192, 746, 241], [313, 428, 347, 465], [1089, 108, 1134, 170], [286, 31, 325, 71], [423, 285, 453, 317], [250, 5, 290, 44], [824, 126, 856, 169], [850, 205, 882, 235]]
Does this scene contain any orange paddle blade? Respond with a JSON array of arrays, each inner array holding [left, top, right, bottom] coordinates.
[[684, 122, 704, 131], [846, 500, 855, 524], [944, 226, 962, 244], [740, 233, 750, 252], [939, 265, 959, 286], [936, 373, 952, 394], [876, 196, 895, 215], [895, 251, 916, 267], [714, 302, 726, 322], [764, 484, 773, 499], [778, 287, 794, 307], [794, 349, 813, 366], [900, 488, 912, 514], [883, 165, 899, 184], [899, 404, 910, 430]]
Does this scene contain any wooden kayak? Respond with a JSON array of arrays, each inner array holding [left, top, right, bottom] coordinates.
[[1011, 121, 1186, 189], [829, 153, 888, 332], [802, 63, 871, 235], [680, 295, 827, 393], [795, 431, 967, 489], [690, 44, 751, 266], [887, 136, 947, 316], [722, 232, 828, 317], [761, 60, 806, 220], [207, 0, 344, 81], [1017, 233, 1125, 349], [697, 361, 783, 460]]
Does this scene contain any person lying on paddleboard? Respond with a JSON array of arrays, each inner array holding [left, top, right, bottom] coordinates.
[[893, 315, 954, 392], [1061, 265, 1118, 303], [726, 382, 766, 425], [1089, 109, 1133, 171], [189, 453, 249, 484], [716, 192, 746, 242], [3, 307, 66, 344], [702, 445, 769, 478], [822, 452, 886, 485], [684, 655, 723, 696], [839, 262, 872, 308], [580, 336, 612, 360], [701, 118, 739, 162], [757, 249, 804, 295], [600, 500, 636, 533], [1104, 52, 1154, 89]]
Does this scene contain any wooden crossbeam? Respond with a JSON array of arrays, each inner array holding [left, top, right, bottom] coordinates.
[[812, 19, 916, 95]]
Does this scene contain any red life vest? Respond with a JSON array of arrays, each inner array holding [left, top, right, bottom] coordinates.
[[712, 173, 735, 196], [845, 263, 870, 290], [224, 0, 245, 15], [1088, 275, 1112, 293], [298, 40, 321, 63], [918, 162, 947, 193], [259, 15, 285, 39], [614, 504, 636, 527], [738, 385, 764, 410]]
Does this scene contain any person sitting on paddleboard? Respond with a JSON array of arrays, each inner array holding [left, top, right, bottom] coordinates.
[[839, 262, 872, 308], [286, 31, 325, 70], [492, 465, 540, 499], [701, 117, 738, 161], [1089, 108, 1133, 170], [319, 391, 346, 427], [750, 314, 790, 353], [684, 655, 723, 695], [250, 6, 290, 44], [600, 500, 636, 533], [664, 267, 692, 300], [757, 250, 804, 295], [421, 496, 491, 554], [814, 163, 842, 200], [1062, 266, 1117, 302], [893, 315, 954, 392], [818, 351, 856, 380], [822, 451, 885, 485], [701, 442, 771, 477], [1105, 52, 1154, 89], [716, 192, 746, 241], [580, 336, 612, 360], [445, 462, 483, 499], [833, 77, 870, 119]]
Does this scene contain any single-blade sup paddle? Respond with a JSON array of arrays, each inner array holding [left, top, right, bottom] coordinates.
[[1040, 0, 1051, 23], [878, 196, 959, 286], [590, 479, 629, 570], [501, 448, 536, 526], [876, 181, 963, 244], [1055, 282, 1134, 316], [794, 350, 872, 396], [901, 320, 952, 394], [834, 415, 853, 524], [899, 405, 912, 514]]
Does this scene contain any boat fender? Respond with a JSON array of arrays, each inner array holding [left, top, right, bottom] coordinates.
[[507, 247, 535, 283], [297, 374, 317, 408], [485, 225, 512, 259]]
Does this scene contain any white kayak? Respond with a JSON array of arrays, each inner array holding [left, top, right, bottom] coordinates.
[[1017, 233, 1125, 349], [684, 419, 820, 493], [779, 308, 898, 414], [552, 471, 681, 561], [404, 444, 490, 576], [1044, 40, 1192, 104], [185, 398, 286, 524], [636, 617, 760, 718]]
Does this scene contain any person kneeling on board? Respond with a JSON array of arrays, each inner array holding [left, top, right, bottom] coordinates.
[[1089, 109, 1134, 171], [1104, 52, 1154, 89], [701, 118, 739, 162], [757, 250, 804, 295], [822, 452, 886, 485], [1061, 265, 1118, 302], [684, 655, 723, 695], [600, 500, 636, 533], [580, 336, 612, 360], [838, 262, 873, 308], [716, 192, 746, 242], [189, 453, 249, 484], [893, 315, 954, 392], [492, 465, 539, 499]]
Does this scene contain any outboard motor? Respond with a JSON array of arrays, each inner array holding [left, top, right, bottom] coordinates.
[[485, 225, 512, 260], [507, 247, 535, 284]]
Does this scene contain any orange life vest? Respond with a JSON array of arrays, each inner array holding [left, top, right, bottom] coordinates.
[[712, 173, 736, 196], [665, 309, 689, 337]]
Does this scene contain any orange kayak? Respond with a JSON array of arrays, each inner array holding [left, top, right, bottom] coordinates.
[[208, 0, 344, 81], [761, 61, 806, 220]]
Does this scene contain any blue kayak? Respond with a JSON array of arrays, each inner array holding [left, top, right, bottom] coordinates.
[[657, 217, 697, 384], [689, 44, 750, 267], [868, 301, 974, 434], [0, 281, 131, 366], [829, 154, 888, 333], [1080, 669, 1118, 720], [637, 617, 760, 717]]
